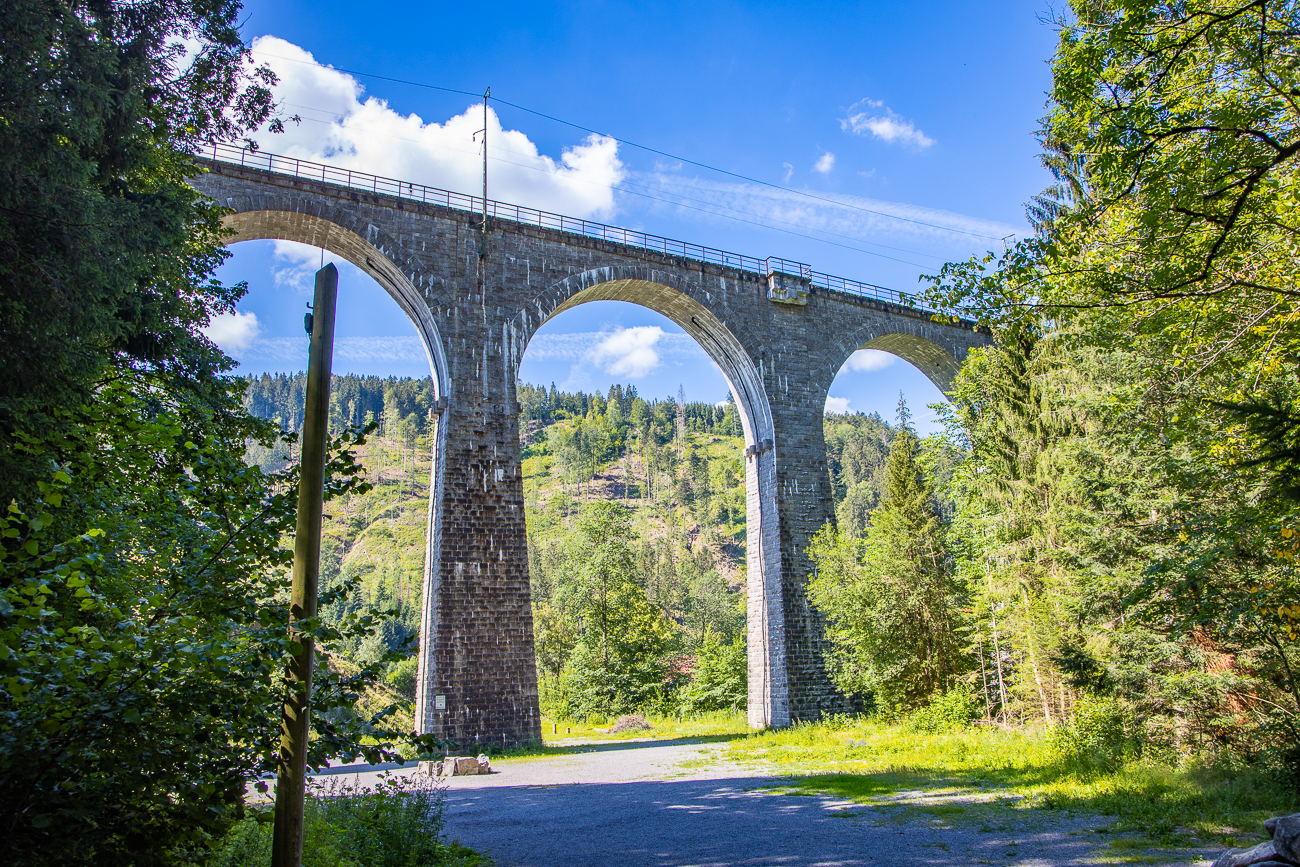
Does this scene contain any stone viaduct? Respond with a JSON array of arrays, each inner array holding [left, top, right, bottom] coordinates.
[[190, 147, 990, 747]]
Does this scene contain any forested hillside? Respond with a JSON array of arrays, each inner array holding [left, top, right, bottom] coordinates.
[[241, 373, 903, 719]]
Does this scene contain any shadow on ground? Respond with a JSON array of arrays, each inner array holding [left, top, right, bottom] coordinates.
[[441, 775, 1160, 867]]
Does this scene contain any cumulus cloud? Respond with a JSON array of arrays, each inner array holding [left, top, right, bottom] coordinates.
[[844, 349, 897, 372], [813, 152, 836, 174], [246, 37, 625, 218], [586, 326, 665, 378], [841, 99, 935, 149], [270, 239, 350, 293], [825, 396, 852, 414], [526, 331, 703, 363], [203, 310, 261, 354]]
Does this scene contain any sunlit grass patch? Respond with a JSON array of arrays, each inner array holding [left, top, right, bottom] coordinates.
[[726, 717, 1299, 843], [539, 710, 750, 745], [477, 711, 751, 764]]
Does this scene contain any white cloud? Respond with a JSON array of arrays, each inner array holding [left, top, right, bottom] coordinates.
[[825, 396, 852, 414], [813, 152, 836, 174], [781, 162, 794, 183], [841, 99, 935, 149], [247, 36, 625, 218], [844, 349, 897, 372], [628, 171, 1017, 252], [526, 331, 704, 362], [521, 329, 713, 392], [203, 310, 261, 354], [586, 326, 665, 378], [270, 240, 350, 294], [335, 336, 425, 363], [233, 335, 428, 366]]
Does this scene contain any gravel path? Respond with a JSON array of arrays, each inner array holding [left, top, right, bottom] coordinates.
[[325, 739, 1220, 867]]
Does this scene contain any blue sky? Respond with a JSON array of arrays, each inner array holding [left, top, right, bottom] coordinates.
[[207, 0, 1058, 430]]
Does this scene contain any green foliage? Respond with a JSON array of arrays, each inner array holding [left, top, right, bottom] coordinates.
[[0, 2, 431, 856], [808, 402, 964, 711], [914, 0, 1300, 771], [385, 656, 421, 701], [0, 0, 281, 505], [557, 503, 676, 718], [211, 775, 485, 867], [1048, 695, 1140, 773], [679, 630, 747, 714], [0, 372, 409, 864], [824, 411, 895, 537], [902, 687, 980, 734]]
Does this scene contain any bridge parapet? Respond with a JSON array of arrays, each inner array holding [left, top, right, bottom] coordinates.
[[195, 143, 951, 316]]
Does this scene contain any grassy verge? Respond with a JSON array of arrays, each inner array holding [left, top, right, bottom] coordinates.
[[215, 774, 491, 867], [466, 711, 752, 764], [540, 711, 750, 743], [725, 718, 1298, 846]]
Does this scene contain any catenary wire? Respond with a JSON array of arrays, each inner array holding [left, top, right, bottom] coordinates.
[[277, 106, 946, 267], [255, 52, 1009, 243]]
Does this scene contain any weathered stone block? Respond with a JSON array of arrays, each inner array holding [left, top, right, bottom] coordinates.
[[767, 270, 810, 305]]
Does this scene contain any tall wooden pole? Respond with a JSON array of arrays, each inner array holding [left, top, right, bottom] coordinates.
[[480, 86, 490, 259], [272, 263, 338, 867]]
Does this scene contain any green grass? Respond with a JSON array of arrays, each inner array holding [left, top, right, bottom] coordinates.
[[215, 774, 491, 866], [540, 710, 751, 743], [439, 711, 752, 765], [725, 717, 1298, 844]]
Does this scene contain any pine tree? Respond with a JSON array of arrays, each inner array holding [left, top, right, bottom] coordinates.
[[808, 398, 964, 711]]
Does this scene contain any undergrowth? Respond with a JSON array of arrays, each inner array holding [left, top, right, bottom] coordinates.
[[538, 710, 749, 745], [726, 715, 1298, 842], [211, 774, 489, 867]]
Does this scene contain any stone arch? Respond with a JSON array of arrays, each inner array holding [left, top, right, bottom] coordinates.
[[512, 265, 790, 729], [219, 208, 450, 396], [216, 208, 452, 733], [828, 319, 966, 394]]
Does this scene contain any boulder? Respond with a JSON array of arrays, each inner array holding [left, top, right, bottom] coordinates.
[[1272, 815, 1300, 863], [453, 756, 481, 775], [1212, 842, 1279, 867], [1212, 813, 1300, 867], [477, 754, 491, 774]]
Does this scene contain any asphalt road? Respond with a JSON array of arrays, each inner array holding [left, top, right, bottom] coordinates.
[[325, 739, 1216, 867]]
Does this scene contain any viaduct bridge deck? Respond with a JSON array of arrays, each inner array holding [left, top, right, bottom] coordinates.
[[190, 145, 990, 746]]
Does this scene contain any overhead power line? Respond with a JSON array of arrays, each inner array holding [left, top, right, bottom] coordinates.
[[254, 52, 1008, 243], [280, 105, 940, 267]]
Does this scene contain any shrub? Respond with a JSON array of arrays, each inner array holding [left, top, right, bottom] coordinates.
[[902, 687, 980, 733], [678, 631, 747, 714], [211, 774, 482, 867], [386, 656, 420, 701], [1048, 694, 1139, 772]]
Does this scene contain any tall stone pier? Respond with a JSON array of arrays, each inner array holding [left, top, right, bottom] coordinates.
[[191, 152, 989, 746]]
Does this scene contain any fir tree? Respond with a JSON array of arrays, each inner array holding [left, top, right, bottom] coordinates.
[[808, 398, 963, 711]]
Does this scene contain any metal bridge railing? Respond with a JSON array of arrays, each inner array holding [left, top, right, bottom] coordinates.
[[198, 142, 938, 314]]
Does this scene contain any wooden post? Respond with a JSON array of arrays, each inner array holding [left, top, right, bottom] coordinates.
[[272, 263, 338, 867]]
